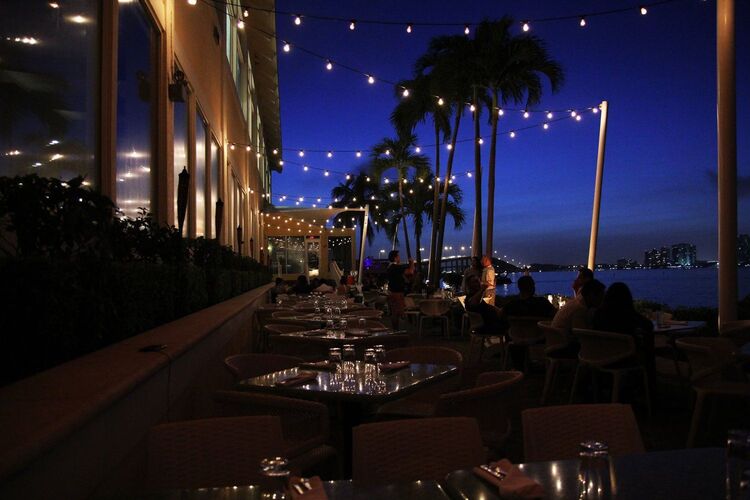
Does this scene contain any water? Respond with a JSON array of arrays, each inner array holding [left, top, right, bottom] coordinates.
[[497, 268, 750, 308]]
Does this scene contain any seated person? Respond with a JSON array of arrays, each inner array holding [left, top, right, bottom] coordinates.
[[464, 275, 507, 336], [270, 277, 287, 303], [592, 282, 653, 336], [552, 279, 606, 332], [501, 276, 557, 318], [336, 276, 349, 295], [291, 275, 311, 295]]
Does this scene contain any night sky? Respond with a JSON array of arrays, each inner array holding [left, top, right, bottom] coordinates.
[[271, 0, 749, 265]]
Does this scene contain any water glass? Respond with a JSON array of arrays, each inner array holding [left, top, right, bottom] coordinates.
[[339, 318, 348, 331], [328, 348, 342, 367], [727, 430, 750, 499], [325, 306, 333, 318], [358, 317, 367, 330], [325, 319, 335, 336], [259, 456, 290, 499], [364, 348, 376, 366], [334, 307, 342, 317], [342, 344, 356, 373], [341, 298, 348, 310], [374, 345, 386, 364], [578, 441, 611, 499]]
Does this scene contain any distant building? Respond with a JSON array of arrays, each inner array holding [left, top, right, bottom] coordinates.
[[616, 258, 638, 269], [644, 246, 673, 268], [739, 234, 750, 266], [671, 243, 697, 267]]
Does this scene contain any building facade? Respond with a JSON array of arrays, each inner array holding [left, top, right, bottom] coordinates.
[[0, 0, 281, 259]]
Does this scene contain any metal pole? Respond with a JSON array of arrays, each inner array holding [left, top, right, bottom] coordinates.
[[587, 100, 609, 271], [357, 206, 369, 285], [717, 0, 737, 329]]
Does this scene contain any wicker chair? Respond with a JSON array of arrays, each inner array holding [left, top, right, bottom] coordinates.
[[522, 404, 645, 462], [213, 391, 337, 474], [538, 321, 578, 405], [352, 417, 485, 486], [570, 328, 651, 415], [147, 415, 287, 490], [434, 371, 524, 453], [376, 347, 464, 418], [504, 316, 548, 371], [224, 353, 303, 381], [675, 337, 750, 447], [417, 299, 452, 338]]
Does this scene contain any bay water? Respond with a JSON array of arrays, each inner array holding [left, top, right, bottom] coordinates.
[[497, 268, 750, 308]]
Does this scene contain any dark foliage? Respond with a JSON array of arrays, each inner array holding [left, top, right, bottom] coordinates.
[[0, 175, 270, 385]]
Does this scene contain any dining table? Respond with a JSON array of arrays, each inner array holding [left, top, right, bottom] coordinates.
[[444, 447, 726, 500], [236, 361, 458, 477]]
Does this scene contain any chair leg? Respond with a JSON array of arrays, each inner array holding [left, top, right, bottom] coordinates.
[[569, 364, 582, 404], [686, 391, 706, 448], [541, 359, 556, 405]]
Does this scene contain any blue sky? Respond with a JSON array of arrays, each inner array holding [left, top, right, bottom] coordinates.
[[271, 0, 749, 265]]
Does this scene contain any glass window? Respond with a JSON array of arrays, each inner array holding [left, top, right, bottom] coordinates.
[[268, 236, 305, 275], [195, 112, 207, 236], [0, 1, 99, 183], [115, 0, 157, 218], [209, 139, 219, 238], [173, 96, 188, 227]]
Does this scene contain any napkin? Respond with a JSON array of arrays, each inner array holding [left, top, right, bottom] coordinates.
[[288, 476, 327, 500], [473, 459, 545, 499], [298, 361, 337, 372], [275, 371, 318, 387], [378, 361, 410, 372]]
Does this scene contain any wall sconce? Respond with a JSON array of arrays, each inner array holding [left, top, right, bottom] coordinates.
[[169, 70, 188, 102]]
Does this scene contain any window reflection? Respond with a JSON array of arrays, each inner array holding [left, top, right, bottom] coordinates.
[[268, 236, 305, 275], [195, 113, 206, 236], [116, 0, 156, 218], [173, 97, 188, 227], [210, 139, 219, 238], [0, 0, 98, 182]]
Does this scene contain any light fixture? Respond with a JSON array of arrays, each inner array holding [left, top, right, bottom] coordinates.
[[522, 21, 530, 32], [367, 75, 375, 84], [498, 108, 504, 116], [437, 97, 444, 106], [406, 24, 413, 33], [523, 110, 530, 118], [325, 60, 333, 70], [237, 19, 245, 29], [640, 6, 648, 15], [327, 151, 333, 158], [349, 20, 356, 30], [402, 88, 410, 97], [464, 24, 470, 35], [294, 15, 302, 25], [547, 111, 553, 119], [282, 42, 291, 52], [579, 17, 587, 27], [510, 131, 516, 138]]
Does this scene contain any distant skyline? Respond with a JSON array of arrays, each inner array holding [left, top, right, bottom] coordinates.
[[271, 0, 749, 264]]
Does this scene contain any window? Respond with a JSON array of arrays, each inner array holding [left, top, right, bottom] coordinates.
[[268, 236, 305, 275], [0, 1, 99, 183], [115, 0, 158, 218], [173, 89, 188, 227], [209, 139, 219, 238], [195, 112, 207, 236]]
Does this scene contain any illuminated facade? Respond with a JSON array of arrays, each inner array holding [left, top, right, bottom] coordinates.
[[0, 0, 281, 258]]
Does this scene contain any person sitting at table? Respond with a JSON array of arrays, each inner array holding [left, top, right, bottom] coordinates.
[[552, 279, 606, 332], [501, 276, 557, 319], [385, 250, 415, 330], [336, 276, 349, 295], [465, 275, 507, 336], [291, 275, 311, 294], [572, 266, 594, 298], [592, 282, 653, 336], [480, 255, 497, 305], [461, 257, 482, 294], [271, 277, 288, 303]]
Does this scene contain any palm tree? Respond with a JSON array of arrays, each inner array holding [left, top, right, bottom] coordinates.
[[391, 74, 451, 282], [369, 132, 430, 260], [415, 34, 474, 283], [400, 173, 465, 271], [330, 171, 384, 250], [473, 18, 564, 256]]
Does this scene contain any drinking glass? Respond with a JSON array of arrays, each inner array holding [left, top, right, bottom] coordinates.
[[342, 345, 356, 373], [334, 307, 342, 317], [326, 319, 335, 336], [358, 317, 367, 330], [339, 318, 348, 332], [727, 429, 750, 499], [328, 348, 342, 370], [325, 306, 333, 318], [578, 441, 611, 500], [259, 456, 290, 499], [374, 345, 386, 364]]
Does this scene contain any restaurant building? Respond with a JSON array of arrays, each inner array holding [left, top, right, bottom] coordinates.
[[1, 0, 282, 258]]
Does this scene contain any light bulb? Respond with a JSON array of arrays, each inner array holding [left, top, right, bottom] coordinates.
[[346, 174, 351, 180], [230, 144, 236, 150], [303, 165, 309, 171], [478, 138, 484, 145], [437, 97, 444, 106], [510, 131, 516, 138], [356, 151, 362, 158], [446, 144, 453, 150], [349, 20, 356, 30], [469, 104, 476, 112], [324, 170, 329, 176], [464, 25, 470, 35], [406, 24, 412, 33], [523, 110, 530, 118], [415, 146, 421, 153], [579, 17, 587, 27], [640, 6, 648, 15], [592, 107, 599, 114], [467, 172, 473, 177], [543, 123, 549, 130], [325, 60, 333, 70], [402, 88, 410, 97], [272, 148, 278, 155], [522, 21, 530, 32], [245, 145, 251, 152], [327, 151, 333, 158], [384, 149, 390, 156], [575, 115, 582, 121], [282, 42, 291, 52], [498, 108, 504, 116], [294, 15, 302, 25], [187, 0, 196, 5], [384, 178, 390, 184], [278, 160, 284, 166], [243, 9, 248, 17], [298, 150, 304, 157], [237, 19, 245, 29], [571, 110, 577, 117], [367, 75, 375, 84], [547, 112, 553, 119], [366, 177, 370, 182]]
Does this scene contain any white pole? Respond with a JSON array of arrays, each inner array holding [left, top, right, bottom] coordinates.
[[357, 206, 369, 285], [717, 0, 737, 329], [587, 100, 609, 270]]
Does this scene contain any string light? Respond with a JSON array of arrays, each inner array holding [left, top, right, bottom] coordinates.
[[273, 149, 278, 155], [282, 41, 291, 52], [522, 21, 530, 32], [243, 9, 249, 17], [187, 0, 196, 5], [415, 146, 421, 153], [579, 17, 587, 27], [469, 104, 476, 112], [523, 110, 530, 118], [294, 14, 302, 25], [464, 25, 470, 35], [327, 151, 333, 158], [640, 6, 648, 15], [437, 97, 444, 106], [547, 112, 553, 119], [406, 23, 413, 33], [298, 150, 305, 157], [543, 123, 549, 130], [325, 60, 333, 70], [245, 145, 251, 152], [498, 109, 504, 116], [349, 19, 356, 30], [367, 75, 375, 84], [237, 19, 245, 29], [303, 165, 309, 171], [510, 131, 516, 138], [402, 88, 410, 97], [356, 151, 362, 158]]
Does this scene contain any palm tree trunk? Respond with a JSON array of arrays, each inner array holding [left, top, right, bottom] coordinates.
[[427, 122, 441, 284], [433, 110, 463, 285], [471, 85, 483, 257], [486, 90, 498, 257], [398, 176, 412, 259]]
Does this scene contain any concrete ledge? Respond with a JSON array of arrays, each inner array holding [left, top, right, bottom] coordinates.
[[0, 283, 271, 499]]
